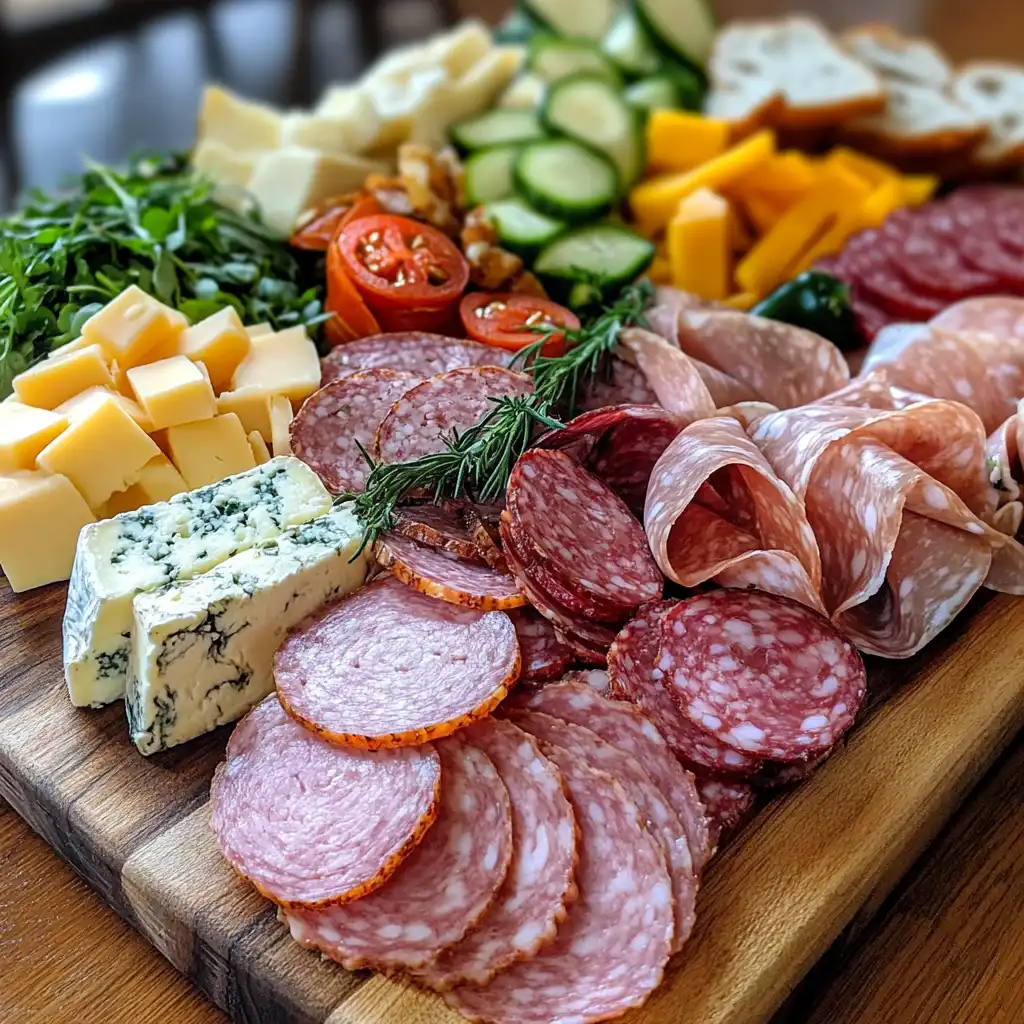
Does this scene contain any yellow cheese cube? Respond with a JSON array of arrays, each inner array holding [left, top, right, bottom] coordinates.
[[164, 413, 257, 489], [57, 386, 153, 431], [36, 393, 160, 509], [47, 333, 101, 360], [647, 111, 731, 172], [823, 146, 899, 188], [248, 430, 271, 465], [269, 395, 294, 457], [730, 151, 817, 205], [246, 323, 273, 338], [13, 344, 113, 409], [741, 192, 789, 236], [101, 454, 188, 517], [667, 189, 731, 303], [0, 470, 95, 591], [80, 285, 182, 369], [901, 175, 939, 206], [178, 307, 252, 391], [127, 356, 217, 430], [230, 327, 321, 405], [216, 386, 274, 438], [0, 403, 68, 471]]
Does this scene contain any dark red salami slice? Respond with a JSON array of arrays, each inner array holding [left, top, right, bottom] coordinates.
[[508, 606, 574, 684], [290, 369, 421, 493], [375, 366, 533, 464], [695, 776, 756, 853], [375, 532, 526, 612], [893, 222, 999, 300], [850, 293, 896, 342], [394, 503, 480, 560], [282, 734, 512, 971], [522, 680, 712, 876], [417, 719, 578, 990], [957, 233, 1024, 291], [210, 695, 440, 908], [275, 576, 520, 748], [995, 203, 1024, 257], [753, 750, 832, 789], [659, 590, 867, 763], [577, 356, 658, 412], [560, 668, 614, 693], [856, 268, 948, 320], [446, 746, 673, 1024], [320, 332, 514, 384], [461, 504, 510, 574]]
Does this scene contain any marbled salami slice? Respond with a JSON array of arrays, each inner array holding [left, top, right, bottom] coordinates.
[[446, 748, 673, 1024], [394, 503, 480, 560], [508, 607, 574, 684], [618, 327, 716, 420], [560, 668, 613, 693], [375, 366, 533, 464], [577, 357, 658, 412], [461, 504, 509, 573], [695, 776, 755, 854], [210, 696, 440, 908], [275, 577, 519, 748], [522, 680, 712, 876], [660, 590, 868, 762], [417, 720, 578, 990], [290, 370, 421, 493], [282, 734, 512, 971]]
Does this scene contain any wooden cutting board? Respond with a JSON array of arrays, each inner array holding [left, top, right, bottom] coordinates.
[[2, 579, 1024, 1024]]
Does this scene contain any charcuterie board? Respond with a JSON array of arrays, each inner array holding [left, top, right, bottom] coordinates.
[[3, 578, 1024, 1024]]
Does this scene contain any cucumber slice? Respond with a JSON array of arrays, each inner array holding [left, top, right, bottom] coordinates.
[[542, 73, 645, 191], [514, 138, 619, 223], [464, 146, 521, 207], [521, 0, 617, 41], [528, 35, 622, 87], [632, 0, 716, 71], [450, 108, 544, 153], [601, 11, 661, 78], [486, 197, 565, 258], [624, 74, 680, 112]]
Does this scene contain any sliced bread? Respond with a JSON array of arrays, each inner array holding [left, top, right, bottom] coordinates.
[[954, 63, 1024, 170], [841, 23, 953, 88]]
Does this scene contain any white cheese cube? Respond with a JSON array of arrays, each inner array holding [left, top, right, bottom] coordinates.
[[425, 19, 493, 78], [198, 85, 284, 153], [309, 88, 382, 155], [191, 139, 257, 212]]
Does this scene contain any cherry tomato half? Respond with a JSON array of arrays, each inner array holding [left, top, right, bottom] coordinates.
[[459, 292, 580, 356], [291, 193, 384, 251]]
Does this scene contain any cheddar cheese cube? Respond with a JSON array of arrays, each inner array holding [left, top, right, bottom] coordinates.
[[101, 455, 188, 517], [248, 430, 271, 465], [0, 403, 68, 471], [47, 333, 99, 359], [179, 307, 251, 391], [230, 327, 321, 405], [245, 323, 273, 339], [127, 356, 217, 430], [269, 394, 294, 457], [216, 386, 274, 439], [164, 413, 257, 489], [668, 188, 731, 302], [647, 111, 731, 172], [36, 392, 160, 509], [57, 386, 152, 431], [80, 285, 183, 369], [13, 344, 113, 409]]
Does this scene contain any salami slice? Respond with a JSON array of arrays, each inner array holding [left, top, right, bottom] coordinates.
[[559, 668, 613, 693], [850, 292, 895, 342], [275, 576, 520, 748], [753, 750, 832, 789], [446, 748, 673, 1024], [290, 370, 421, 493], [416, 720, 578, 990], [892, 220, 999, 300], [210, 695, 440, 908], [659, 590, 868, 762], [375, 366, 533, 464], [320, 332, 514, 384], [856, 267, 948, 320], [282, 734, 512, 971], [394, 503, 480, 560], [461, 505, 509, 573], [618, 327, 716, 420], [957, 233, 1024, 292], [522, 680, 712, 876], [577, 357, 658, 412], [508, 607, 574, 684], [695, 776, 755, 854]]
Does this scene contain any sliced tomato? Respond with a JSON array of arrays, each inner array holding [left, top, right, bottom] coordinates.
[[338, 214, 469, 317], [324, 232, 381, 346], [459, 293, 579, 356], [291, 193, 385, 251]]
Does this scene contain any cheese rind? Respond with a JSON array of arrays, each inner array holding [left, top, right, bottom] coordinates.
[[126, 505, 369, 754], [63, 456, 331, 707]]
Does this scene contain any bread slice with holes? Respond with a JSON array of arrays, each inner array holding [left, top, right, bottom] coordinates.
[[954, 63, 1024, 171], [841, 23, 953, 88]]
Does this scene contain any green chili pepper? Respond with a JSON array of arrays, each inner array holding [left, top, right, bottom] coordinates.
[[751, 270, 860, 351]]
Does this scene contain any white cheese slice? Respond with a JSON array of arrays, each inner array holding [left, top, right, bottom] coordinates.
[[63, 456, 331, 708], [126, 504, 369, 755], [198, 85, 284, 153]]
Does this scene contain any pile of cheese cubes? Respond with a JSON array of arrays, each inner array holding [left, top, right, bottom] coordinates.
[[630, 111, 939, 307], [0, 286, 321, 592]]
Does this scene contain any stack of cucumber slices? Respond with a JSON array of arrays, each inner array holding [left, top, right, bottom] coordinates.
[[452, 0, 715, 308]]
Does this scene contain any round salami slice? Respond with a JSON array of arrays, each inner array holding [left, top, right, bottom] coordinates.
[[508, 607, 574, 684], [290, 369, 421, 493], [559, 668, 613, 694], [660, 590, 867, 763], [957, 232, 1024, 291], [850, 292, 895, 342], [375, 366, 533, 464], [855, 267, 948, 320], [522, 680, 712, 876], [210, 696, 440, 908], [462, 504, 510, 574], [446, 747, 673, 1024], [695, 776, 756, 854], [893, 221, 999, 300], [282, 734, 512, 971], [577, 357, 658, 412], [753, 750, 832, 790], [320, 332, 514, 384], [416, 720, 578, 990], [394, 503, 480, 560], [375, 533, 526, 612], [275, 576, 520, 748]]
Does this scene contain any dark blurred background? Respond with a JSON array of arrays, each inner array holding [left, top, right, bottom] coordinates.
[[2, 0, 1022, 211]]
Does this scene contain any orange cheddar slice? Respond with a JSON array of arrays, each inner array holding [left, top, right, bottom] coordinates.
[[647, 111, 732, 173], [667, 188, 731, 302]]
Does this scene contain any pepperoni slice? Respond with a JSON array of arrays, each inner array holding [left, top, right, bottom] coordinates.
[[855, 267, 949, 320]]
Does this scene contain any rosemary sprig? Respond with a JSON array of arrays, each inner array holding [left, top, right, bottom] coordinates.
[[349, 279, 654, 547]]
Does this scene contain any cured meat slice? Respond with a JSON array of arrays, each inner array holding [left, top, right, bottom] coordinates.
[[462, 504, 509, 573], [417, 720, 578, 990], [645, 417, 824, 611], [507, 449, 663, 614], [446, 747, 673, 1024], [695, 776, 755, 853], [659, 590, 868, 762], [890, 220, 999, 300], [618, 327, 716, 420], [275, 576, 520, 747], [987, 407, 1024, 536], [856, 267, 948, 320], [577, 357, 658, 412], [394, 503, 480, 560], [375, 366, 533, 464], [290, 370, 421, 493], [508, 607, 574, 684], [850, 293, 895, 342], [559, 668, 613, 693], [210, 696, 440, 908], [715, 401, 778, 431], [510, 710, 695, 952], [282, 734, 512, 971], [816, 377, 929, 411], [958, 233, 1024, 292], [375, 532, 526, 612], [320, 331, 514, 384], [753, 751, 831, 790], [522, 680, 712, 877]]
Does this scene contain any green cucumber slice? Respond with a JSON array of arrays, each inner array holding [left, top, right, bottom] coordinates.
[[450, 108, 544, 153], [514, 138, 619, 223], [464, 146, 521, 207], [520, 0, 617, 41], [485, 197, 565, 258], [528, 34, 622, 86]]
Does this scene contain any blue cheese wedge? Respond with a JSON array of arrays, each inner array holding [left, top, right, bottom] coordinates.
[[126, 505, 369, 755], [63, 456, 331, 708]]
